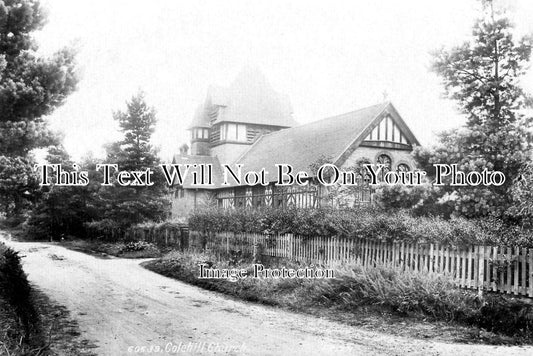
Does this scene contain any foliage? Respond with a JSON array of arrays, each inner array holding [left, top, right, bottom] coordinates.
[[84, 218, 120, 233], [33, 92, 173, 241], [188, 207, 533, 247], [312, 264, 478, 320], [115, 241, 161, 258], [313, 264, 533, 336], [0, 242, 38, 339], [109, 91, 159, 170], [374, 183, 455, 218], [508, 163, 533, 227], [0, 155, 40, 217], [121, 241, 155, 252], [26, 146, 102, 240], [97, 91, 170, 228], [145, 251, 533, 339], [416, 2, 533, 218], [0, 0, 78, 218], [133, 220, 185, 230], [308, 156, 372, 208]]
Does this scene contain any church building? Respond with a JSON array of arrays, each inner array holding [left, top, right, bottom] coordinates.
[[171, 69, 419, 217]]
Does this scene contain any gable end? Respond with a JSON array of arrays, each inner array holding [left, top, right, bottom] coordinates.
[[333, 103, 419, 167]]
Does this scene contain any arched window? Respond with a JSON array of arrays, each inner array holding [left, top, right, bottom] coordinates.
[[397, 163, 410, 172], [376, 154, 392, 181]]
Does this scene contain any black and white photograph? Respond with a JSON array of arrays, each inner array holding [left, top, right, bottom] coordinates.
[[1, 0, 533, 355]]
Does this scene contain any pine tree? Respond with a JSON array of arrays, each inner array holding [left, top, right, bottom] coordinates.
[[0, 0, 78, 217], [413, 0, 532, 218], [99, 91, 170, 227], [26, 145, 99, 239]]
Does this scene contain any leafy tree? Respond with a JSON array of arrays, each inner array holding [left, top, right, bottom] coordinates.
[[26, 145, 101, 239], [98, 91, 170, 227], [412, 0, 532, 218], [0, 0, 78, 217], [508, 163, 533, 227], [0, 155, 39, 219]]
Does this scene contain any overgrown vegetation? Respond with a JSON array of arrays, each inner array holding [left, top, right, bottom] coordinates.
[[188, 207, 533, 247], [144, 251, 533, 342], [60, 240, 162, 259], [83, 220, 185, 241], [379, 1, 533, 220], [25, 92, 172, 241], [0, 0, 78, 221], [0, 242, 44, 354]]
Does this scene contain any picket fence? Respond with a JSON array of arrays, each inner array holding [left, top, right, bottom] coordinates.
[[192, 231, 533, 298]]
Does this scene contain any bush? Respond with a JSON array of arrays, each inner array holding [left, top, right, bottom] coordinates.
[[374, 183, 455, 218], [188, 207, 533, 247], [121, 241, 154, 252], [0, 242, 40, 346], [145, 251, 533, 339], [84, 219, 122, 239], [311, 264, 478, 321]]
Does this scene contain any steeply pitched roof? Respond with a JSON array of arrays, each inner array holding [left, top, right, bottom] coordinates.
[[189, 104, 211, 128], [170, 155, 224, 189], [230, 102, 391, 180], [189, 68, 298, 129], [180, 102, 419, 188]]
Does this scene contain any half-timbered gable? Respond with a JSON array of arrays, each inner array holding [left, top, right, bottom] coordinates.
[[171, 70, 420, 216]]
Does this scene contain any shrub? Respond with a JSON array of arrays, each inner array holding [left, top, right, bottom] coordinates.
[[0, 242, 39, 338], [188, 207, 533, 247], [121, 241, 155, 252], [83, 219, 123, 241], [374, 183, 455, 218], [145, 251, 533, 339], [312, 264, 479, 321]]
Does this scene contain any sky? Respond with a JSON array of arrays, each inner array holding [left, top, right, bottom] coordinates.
[[35, 0, 533, 161]]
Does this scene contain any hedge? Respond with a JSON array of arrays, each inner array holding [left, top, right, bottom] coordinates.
[[188, 207, 533, 248]]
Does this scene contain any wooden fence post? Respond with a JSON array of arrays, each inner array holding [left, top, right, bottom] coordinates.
[[478, 245, 485, 297], [427, 244, 432, 272], [521, 247, 527, 296], [513, 246, 520, 294], [529, 248, 533, 298], [185, 229, 533, 298], [253, 238, 262, 263], [289, 234, 294, 260]]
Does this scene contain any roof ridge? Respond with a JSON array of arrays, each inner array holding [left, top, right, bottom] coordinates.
[[239, 101, 392, 145], [320, 101, 389, 122], [255, 101, 390, 135]]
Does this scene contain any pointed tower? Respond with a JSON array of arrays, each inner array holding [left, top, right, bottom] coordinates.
[[188, 68, 297, 164], [189, 104, 211, 156]]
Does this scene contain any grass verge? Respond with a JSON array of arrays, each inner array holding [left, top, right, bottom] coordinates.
[[60, 239, 163, 259], [0, 241, 97, 356], [0, 242, 43, 355], [143, 250, 533, 345]]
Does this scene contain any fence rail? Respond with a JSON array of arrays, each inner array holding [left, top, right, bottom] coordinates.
[[193, 231, 533, 298], [94, 225, 533, 298]]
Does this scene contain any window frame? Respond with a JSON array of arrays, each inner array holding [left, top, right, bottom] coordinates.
[[220, 123, 247, 142]]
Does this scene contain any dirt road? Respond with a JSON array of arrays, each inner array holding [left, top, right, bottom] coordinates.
[[3, 238, 532, 356]]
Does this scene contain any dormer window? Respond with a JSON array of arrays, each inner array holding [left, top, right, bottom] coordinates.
[[220, 123, 247, 142]]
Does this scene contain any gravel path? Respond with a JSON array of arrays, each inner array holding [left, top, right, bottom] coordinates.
[[3, 237, 532, 356]]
